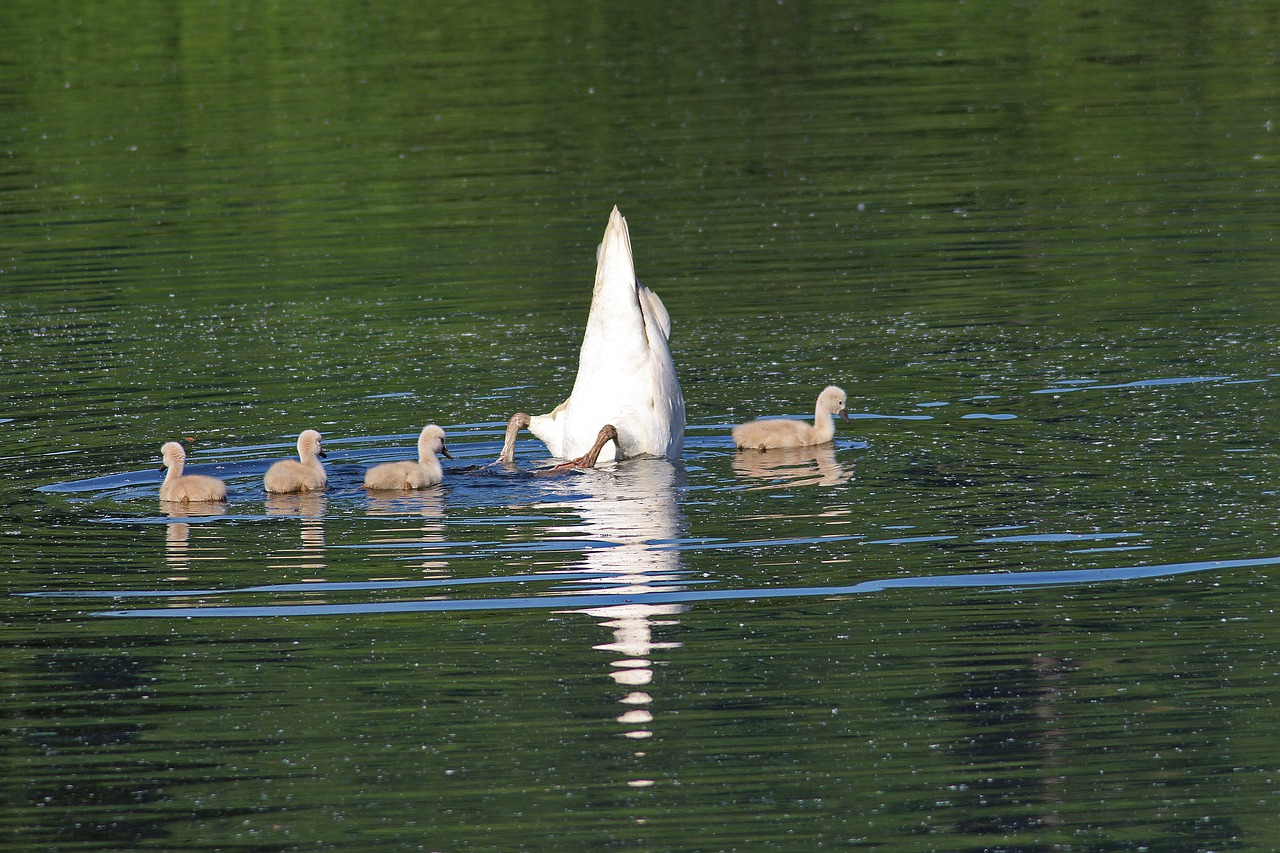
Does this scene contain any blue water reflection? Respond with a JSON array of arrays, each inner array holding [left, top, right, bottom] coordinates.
[[29, 555, 1280, 618]]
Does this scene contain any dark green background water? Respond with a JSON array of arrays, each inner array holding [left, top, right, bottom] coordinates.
[[4, 1, 1280, 850]]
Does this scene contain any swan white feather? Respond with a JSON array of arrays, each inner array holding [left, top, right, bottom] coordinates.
[[528, 207, 684, 462]]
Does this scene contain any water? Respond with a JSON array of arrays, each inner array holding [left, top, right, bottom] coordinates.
[[5, 1, 1280, 849]]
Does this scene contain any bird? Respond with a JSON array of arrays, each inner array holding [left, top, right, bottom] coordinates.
[[521, 206, 685, 465], [158, 441, 227, 503], [364, 425, 452, 490], [264, 429, 327, 493], [732, 385, 849, 450], [496, 412, 531, 465]]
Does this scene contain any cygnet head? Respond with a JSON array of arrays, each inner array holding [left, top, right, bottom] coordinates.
[[820, 385, 849, 421], [298, 429, 325, 460], [160, 441, 187, 470], [418, 424, 453, 459]]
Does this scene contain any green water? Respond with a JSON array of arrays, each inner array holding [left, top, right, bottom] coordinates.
[[4, 1, 1280, 850]]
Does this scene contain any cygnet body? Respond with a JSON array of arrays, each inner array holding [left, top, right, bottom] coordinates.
[[364, 425, 451, 490], [159, 441, 227, 503], [264, 429, 327, 493], [732, 385, 849, 450]]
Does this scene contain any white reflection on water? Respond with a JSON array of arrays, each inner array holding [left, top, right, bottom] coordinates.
[[545, 458, 688, 746], [265, 493, 327, 576], [584, 602, 684, 742], [160, 502, 227, 577]]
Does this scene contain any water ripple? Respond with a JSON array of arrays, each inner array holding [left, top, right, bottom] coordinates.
[[71, 555, 1280, 619], [1033, 375, 1233, 395]]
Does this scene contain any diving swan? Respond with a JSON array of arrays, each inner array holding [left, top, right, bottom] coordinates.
[[516, 206, 684, 464]]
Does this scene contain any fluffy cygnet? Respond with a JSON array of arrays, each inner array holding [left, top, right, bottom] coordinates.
[[159, 441, 227, 503], [496, 412, 531, 464], [364, 425, 452, 490], [732, 385, 849, 450], [264, 429, 327, 493]]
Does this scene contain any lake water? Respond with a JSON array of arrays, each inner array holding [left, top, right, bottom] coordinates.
[[5, 2, 1280, 850]]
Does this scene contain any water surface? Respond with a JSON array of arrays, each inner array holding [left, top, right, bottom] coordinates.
[[5, 1, 1280, 850]]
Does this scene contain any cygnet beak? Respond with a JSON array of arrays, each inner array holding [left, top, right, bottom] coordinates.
[[441, 445, 454, 460]]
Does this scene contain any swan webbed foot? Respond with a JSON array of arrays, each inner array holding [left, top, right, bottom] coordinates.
[[496, 412, 532, 465], [546, 424, 619, 472]]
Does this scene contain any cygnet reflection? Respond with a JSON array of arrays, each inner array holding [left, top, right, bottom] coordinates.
[[266, 491, 327, 575], [364, 488, 448, 574], [160, 502, 227, 576], [731, 442, 853, 489]]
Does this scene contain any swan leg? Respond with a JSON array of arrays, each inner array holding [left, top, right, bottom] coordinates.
[[545, 424, 619, 472], [493, 412, 531, 466]]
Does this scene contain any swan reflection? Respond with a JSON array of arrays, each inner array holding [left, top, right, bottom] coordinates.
[[266, 492, 327, 575], [732, 442, 853, 489], [545, 458, 687, 748], [583, 601, 685, 741]]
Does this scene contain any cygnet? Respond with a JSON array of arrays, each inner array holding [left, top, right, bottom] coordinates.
[[732, 385, 848, 450], [159, 441, 227, 503], [364, 424, 452, 490], [264, 429, 328, 493]]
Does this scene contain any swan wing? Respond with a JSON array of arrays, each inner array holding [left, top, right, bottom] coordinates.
[[637, 281, 672, 340]]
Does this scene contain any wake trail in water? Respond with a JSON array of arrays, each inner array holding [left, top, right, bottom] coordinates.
[[19, 555, 1278, 618]]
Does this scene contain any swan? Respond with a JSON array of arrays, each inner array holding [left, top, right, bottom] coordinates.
[[264, 429, 327, 493], [523, 206, 684, 464], [158, 441, 227, 503], [364, 425, 451, 490], [732, 385, 849, 450]]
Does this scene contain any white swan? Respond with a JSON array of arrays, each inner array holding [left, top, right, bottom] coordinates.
[[264, 429, 327, 493], [159, 441, 227, 503], [732, 385, 849, 450], [364, 425, 451, 490], [523, 206, 684, 463]]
